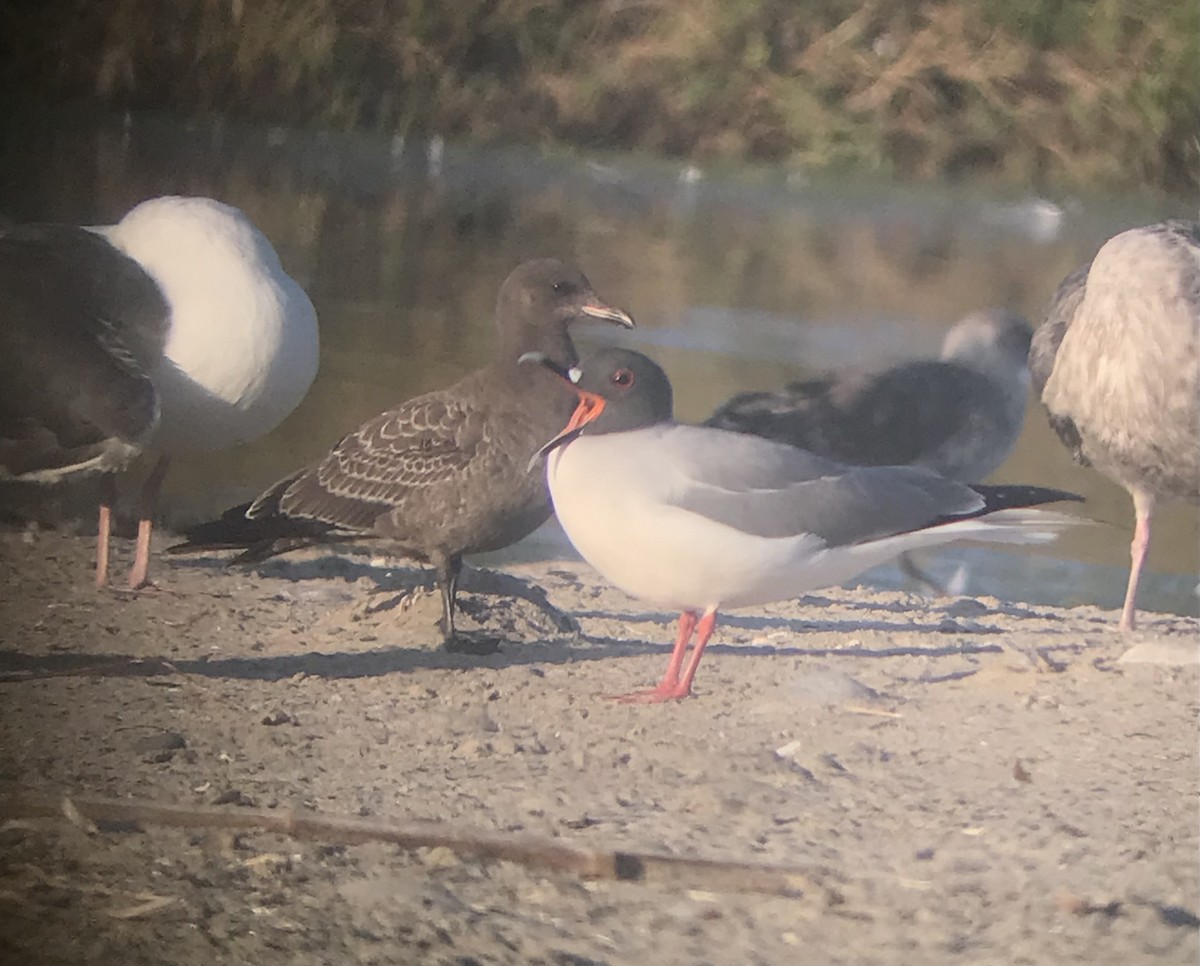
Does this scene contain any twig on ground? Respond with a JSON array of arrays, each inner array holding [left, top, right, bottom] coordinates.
[[0, 791, 840, 901]]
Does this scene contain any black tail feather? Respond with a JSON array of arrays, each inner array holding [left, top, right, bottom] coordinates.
[[166, 500, 340, 562], [911, 483, 1082, 536]]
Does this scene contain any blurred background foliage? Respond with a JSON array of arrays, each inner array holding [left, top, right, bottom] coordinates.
[[1, 0, 1196, 194]]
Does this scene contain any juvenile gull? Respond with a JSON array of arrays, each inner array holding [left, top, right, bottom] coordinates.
[[171, 259, 634, 651], [1030, 220, 1200, 631], [0, 196, 320, 588], [528, 347, 1081, 703]]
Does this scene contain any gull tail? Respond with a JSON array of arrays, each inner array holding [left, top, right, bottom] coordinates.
[[946, 507, 1087, 545], [166, 497, 339, 564]]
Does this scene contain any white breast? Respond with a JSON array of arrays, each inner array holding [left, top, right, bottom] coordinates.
[[546, 424, 1075, 613], [546, 426, 822, 611]]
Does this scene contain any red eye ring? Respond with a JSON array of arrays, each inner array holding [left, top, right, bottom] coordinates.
[[612, 368, 634, 388]]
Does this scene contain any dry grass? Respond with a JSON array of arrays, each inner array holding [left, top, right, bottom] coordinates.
[[0, 0, 1195, 192]]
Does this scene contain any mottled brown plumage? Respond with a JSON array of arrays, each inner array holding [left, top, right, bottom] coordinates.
[[172, 259, 634, 647], [1030, 220, 1200, 631]]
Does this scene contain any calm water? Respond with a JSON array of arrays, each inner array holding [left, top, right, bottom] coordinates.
[[2, 110, 1197, 617]]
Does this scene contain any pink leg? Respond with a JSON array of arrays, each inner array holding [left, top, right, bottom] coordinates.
[[127, 456, 170, 589], [95, 478, 115, 587], [674, 609, 719, 698], [610, 609, 720, 704], [1119, 489, 1154, 632]]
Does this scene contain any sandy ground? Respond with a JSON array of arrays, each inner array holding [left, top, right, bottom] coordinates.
[[0, 522, 1197, 966]]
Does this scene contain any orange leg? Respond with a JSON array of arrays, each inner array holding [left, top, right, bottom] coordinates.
[[127, 456, 170, 589], [1118, 489, 1154, 632], [609, 608, 719, 704]]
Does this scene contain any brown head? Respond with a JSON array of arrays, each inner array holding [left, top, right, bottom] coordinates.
[[494, 259, 634, 368]]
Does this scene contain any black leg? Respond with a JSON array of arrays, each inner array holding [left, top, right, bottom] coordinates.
[[438, 554, 500, 655], [898, 551, 948, 596], [436, 553, 462, 643]]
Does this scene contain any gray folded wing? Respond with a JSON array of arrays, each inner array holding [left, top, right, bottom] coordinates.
[[666, 424, 983, 547]]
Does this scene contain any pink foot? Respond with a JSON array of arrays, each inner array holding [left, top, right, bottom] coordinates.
[[126, 456, 170, 591], [604, 683, 694, 704]]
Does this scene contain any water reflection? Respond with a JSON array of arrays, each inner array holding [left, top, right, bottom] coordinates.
[[1, 109, 1195, 617]]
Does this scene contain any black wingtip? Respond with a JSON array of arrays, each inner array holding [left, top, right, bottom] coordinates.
[[968, 483, 1084, 513], [164, 501, 265, 555]]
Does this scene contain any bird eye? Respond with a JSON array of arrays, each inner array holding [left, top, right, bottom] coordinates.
[[552, 281, 566, 293], [612, 368, 634, 387]]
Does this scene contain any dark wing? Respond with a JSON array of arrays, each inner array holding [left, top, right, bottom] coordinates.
[[171, 388, 495, 559], [0, 225, 168, 478], [706, 360, 989, 469], [1030, 261, 1090, 464], [169, 394, 478, 561], [266, 392, 488, 531]]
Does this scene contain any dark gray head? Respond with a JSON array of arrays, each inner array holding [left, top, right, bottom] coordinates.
[[569, 347, 674, 434], [494, 259, 634, 367], [522, 347, 674, 461]]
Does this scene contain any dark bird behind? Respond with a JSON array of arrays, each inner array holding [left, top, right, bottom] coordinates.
[[0, 225, 167, 483], [705, 309, 1033, 483]]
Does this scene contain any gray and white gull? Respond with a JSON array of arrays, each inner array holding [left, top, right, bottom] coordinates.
[[706, 309, 1034, 593], [527, 346, 1082, 702]]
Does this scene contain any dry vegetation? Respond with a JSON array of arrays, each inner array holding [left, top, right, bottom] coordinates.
[[1, 0, 1197, 192]]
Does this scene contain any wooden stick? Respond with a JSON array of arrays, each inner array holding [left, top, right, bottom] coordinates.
[[0, 791, 833, 900]]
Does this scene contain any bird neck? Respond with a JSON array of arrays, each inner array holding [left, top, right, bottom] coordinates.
[[497, 319, 577, 371]]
